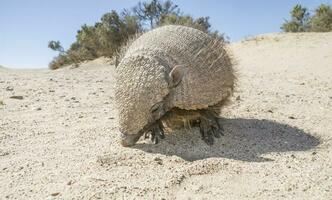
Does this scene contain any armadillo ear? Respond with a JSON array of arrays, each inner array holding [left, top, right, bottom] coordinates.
[[169, 65, 185, 88]]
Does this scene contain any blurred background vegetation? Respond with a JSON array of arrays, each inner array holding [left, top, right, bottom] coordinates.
[[281, 4, 332, 32], [48, 0, 332, 69], [48, 0, 222, 69]]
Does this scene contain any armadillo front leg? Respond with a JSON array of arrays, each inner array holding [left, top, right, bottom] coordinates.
[[144, 120, 165, 144], [199, 110, 224, 145]]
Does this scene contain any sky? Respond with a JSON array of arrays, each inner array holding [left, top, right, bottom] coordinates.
[[1, 0, 331, 69]]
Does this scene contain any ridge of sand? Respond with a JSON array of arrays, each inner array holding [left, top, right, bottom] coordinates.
[[0, 32, 331, 199]]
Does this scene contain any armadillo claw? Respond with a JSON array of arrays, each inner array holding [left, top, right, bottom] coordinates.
[[149, 121, 165, 144], [199, 112, 224, 145]]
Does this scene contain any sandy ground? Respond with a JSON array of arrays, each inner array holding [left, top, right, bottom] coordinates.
[[1, 32, 332, 199]]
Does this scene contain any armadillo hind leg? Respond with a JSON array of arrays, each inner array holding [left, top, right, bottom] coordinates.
[[144, 120, 165, 144], [198, 110, 224, 145]]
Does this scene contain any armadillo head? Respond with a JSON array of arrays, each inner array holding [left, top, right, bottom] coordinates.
[[116, 55, 187, 146]]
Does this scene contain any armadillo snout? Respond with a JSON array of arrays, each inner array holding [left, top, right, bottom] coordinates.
[[120, 132, 143, 147]]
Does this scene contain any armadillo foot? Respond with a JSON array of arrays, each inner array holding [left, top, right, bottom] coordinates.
[[144, 120, 165, 144], [199, 110, 223, 145]]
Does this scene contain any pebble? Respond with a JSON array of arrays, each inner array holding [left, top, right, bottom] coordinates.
[[51, 192, 60, 196], [154, 157, 163, 165], [10, 96, 23, 100], [6, 86, 14, 91]]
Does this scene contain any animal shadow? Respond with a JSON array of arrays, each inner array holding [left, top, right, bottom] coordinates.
[[133, 118, 320, 162]]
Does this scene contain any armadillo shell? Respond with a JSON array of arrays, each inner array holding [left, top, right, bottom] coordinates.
[[124, 25, 235, 110], [116, 25, 235, 134]]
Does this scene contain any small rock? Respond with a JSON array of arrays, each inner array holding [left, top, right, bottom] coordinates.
[[300, 82, 305, 85], [35, 107, 42, 111], [51, 192, 60, 196], [154, 157, 163, 165], [0, 152, 9, 156], [79, 115, 83, 118], [10, 95, 23, 100], [49, 90, 55, 92], [6, 86, 14, 91], [67, 180, 73, 185], [267, 109, 273, 113], [288, 116, 296, 119], [312, 151, 317, 155], [236, 96, 241, 101]]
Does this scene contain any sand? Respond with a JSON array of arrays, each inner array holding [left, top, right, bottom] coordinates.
[[0, 32, 331, 199]]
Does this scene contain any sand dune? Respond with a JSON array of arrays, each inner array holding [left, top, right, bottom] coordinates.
[[0, 32, 331, 199]]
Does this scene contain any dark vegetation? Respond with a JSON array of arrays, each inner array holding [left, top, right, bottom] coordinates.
[[48, 0, 224, 69], [48, 2, 332, 69], [281, 4, 332, 32]]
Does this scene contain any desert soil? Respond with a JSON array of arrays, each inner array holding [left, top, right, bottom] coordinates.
[[1, 32, 332, 199]]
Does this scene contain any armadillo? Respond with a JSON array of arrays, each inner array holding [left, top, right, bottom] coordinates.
[[115, 25, 235, 146]]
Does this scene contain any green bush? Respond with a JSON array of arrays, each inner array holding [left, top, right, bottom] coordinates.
[[49, 10, 141, 69], [48, 0, 225, 69], [281, 3, 332, 32], [310, 4, 332, 32], [281, 4, 310, 32], [49, 54, 72, 70]]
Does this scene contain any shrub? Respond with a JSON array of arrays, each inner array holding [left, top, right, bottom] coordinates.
[[281, 4, 310, 32], [48, 10, 141, 69], [133, 0, 179, 28], [310, 4, 332, 32], [281, 3, 332, 32], [48, 0, 226, 69]]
